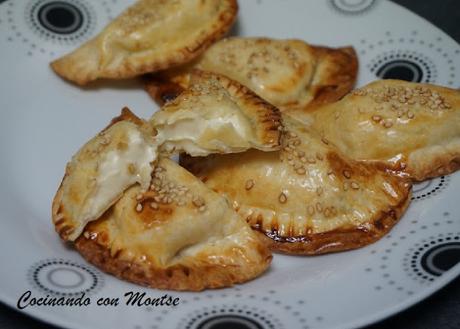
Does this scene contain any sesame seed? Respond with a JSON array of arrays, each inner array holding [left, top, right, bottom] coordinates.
[[278, 192, 287, 204], [343, 182, 349, 191], [307, 205, 315, 216], [245, 179, 255, 190], [321, 137, 329, 145], [383, 120, 393, 128], [316, 202, 323, 213], [343, 170, 352, 179], [192, 196, 205, 207], [331, 206, 337, 216], [136, 194, 143, 201], [136, 203, 143, 212], [149, 202, 159, 210], [296, 167, 306, 175], [324, 208, 331, 217], [199, 205, 206, 212], [407, 111, 415, 119], [351, 181, 360, 190]]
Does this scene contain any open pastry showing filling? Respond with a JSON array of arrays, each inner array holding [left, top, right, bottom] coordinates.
[[311, 80, 460, 181], [74, 158, 272, 291], [53, 109, 158, 241], [53, 72, 282, 244], [181, 115, 412, 254], [52, 72, 284, 289], [145, 37, 358, 112], [150, 70, 282, 156], [51, 0, 238, 85]]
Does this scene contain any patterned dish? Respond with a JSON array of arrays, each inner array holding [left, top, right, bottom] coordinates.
[[0, 1, 459, 328]]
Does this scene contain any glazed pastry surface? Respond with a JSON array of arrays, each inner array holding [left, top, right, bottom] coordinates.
[[146, 37, 358, 111], [51, 0, 238, 84], [74, 158, 272, 291], [311, 80, 460, 181], [182, 115, 411, 254]]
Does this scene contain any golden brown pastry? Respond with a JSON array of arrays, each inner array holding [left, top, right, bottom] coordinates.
[[151, 70, 282, 155], [52, 109, 158, 241], [51, 0, 238, 85], [181, 115, 411, 254], [311, 80, 460, 181], [145, 37, 358, 111], [53, 94, 281, 242], [74, 158, 272, 291]]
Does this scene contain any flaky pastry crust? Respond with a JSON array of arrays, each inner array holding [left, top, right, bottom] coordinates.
[[150, 70, 282, 154], [181, 116, 411, 254], [51, 0, 238, 85], [311, 80, 460, 181], [73, 159, 272, 291], [144, 37, 358, 111]]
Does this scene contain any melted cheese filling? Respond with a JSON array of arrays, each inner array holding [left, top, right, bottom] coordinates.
[[80, 127, 158, 225], [153, 102, 254, 156]]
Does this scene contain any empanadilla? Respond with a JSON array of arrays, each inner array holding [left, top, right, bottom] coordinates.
[[150, 71, 282, 156], [311, 80, 460, 181], [181, 115, 411, 255], [53, 109, 158, 241], [54, 95, 281, 242], [75, 158, 272, 291], [51, 0, 238, 85], [145, 37, 358, 111]]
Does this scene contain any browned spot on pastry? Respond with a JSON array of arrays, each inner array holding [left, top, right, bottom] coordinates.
[[51, 0, 239, 85]]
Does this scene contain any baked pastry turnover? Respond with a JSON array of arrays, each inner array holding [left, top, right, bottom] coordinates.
[[53, 109, 157, 241], [182, 115, 411, 254], [311, 80, 460, 181], [145, 37, 358, 111], [53, 95, 281, 242], [150, 71, 282, 156], [75, 158, 272, 291], [51, 0, 238, 85]]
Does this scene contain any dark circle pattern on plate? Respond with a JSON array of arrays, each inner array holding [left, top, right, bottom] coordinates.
[[369, 50, 436, 83], [26, 0, 95, 44], [37, 1, 83, 34], [27, 259, 103, 296], [411, 176, 447, 201], [182, 305, 281, 329], [405, 234, 460, 282], [329, 0, 377, 15], [196, 315, 264, 329]]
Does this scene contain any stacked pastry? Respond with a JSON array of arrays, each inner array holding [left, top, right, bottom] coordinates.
[[51, 0, 460, 290]]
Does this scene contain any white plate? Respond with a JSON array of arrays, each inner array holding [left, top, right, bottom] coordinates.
[[1, 1, 459, 329]]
